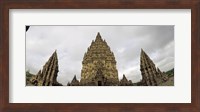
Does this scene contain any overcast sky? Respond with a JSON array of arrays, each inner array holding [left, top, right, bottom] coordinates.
[[26, 26, 174, 85]]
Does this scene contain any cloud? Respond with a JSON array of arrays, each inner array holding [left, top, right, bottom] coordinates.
[[26, 26, 174, 85]]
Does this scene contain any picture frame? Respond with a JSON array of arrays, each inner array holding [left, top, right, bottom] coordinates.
[[0, 0, 200, 112]]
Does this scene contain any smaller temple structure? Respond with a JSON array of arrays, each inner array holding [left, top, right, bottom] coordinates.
[[119, 74, 133, 86], [30, 50, 62, 86], [67, 75, 80, 86]]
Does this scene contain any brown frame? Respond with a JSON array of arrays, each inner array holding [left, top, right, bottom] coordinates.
[[0, 0, 200, 112]]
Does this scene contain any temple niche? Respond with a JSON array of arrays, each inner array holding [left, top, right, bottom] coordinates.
[[140, 49, 169, 86], [30, 50, 62, 86]]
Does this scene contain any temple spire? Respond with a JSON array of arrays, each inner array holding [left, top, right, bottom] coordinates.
[[80, 32, 119, 86], [140, 49, 168, 86], [141, 48, 148, 58], [95, 32, 103, 41], [53, 50, 58, 61], [70, 75, 79, 86], [122, 74, 128, 81], [30, 50, 62, 86], [97, 32, 101, 37], [119, 74, 132, 86], [73, 75, 77, 81]]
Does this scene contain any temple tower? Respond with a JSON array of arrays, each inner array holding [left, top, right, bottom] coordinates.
[[119, 74, 133, 86], [80, 32, 119, 86], [30, 50, 62, 86], [69, 75, 80, 86], [140, 49, 166, 86]]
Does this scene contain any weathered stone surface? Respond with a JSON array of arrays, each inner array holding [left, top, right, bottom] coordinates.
[[140, 49, 168, 86], [30, 50, 62, 86], [80, 32, 119, 86]]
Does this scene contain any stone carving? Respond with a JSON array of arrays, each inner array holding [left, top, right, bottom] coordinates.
[[30, 50, 62, 86], [140, 49, 168, 86]]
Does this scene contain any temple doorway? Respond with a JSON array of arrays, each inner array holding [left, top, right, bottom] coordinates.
[[98, 81, 102, 86]]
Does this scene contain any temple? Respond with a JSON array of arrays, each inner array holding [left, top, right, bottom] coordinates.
[[67, 75, 80, 86], [27, 32, 173, 86], [119, 74, 133, 86], [30, 50, 62, 86], [140, 49, 168, 86], [79, 32, 119, 86]]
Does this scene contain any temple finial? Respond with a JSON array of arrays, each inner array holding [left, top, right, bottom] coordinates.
[[95, 32, 103, 41], [97, 32, 100, 36], [73, 75, 77, 80]]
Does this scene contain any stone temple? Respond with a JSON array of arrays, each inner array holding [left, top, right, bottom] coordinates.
[[77, 32, 119, 86], [27, 32, 173, 86], [30, 51, 62, 86], [140, 49, 169, 86]]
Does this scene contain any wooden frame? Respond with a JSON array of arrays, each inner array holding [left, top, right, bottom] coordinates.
[[0, 0, 200, 112]]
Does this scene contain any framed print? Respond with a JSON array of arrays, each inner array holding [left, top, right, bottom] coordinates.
[[0, 0, 200, 112], [11, 10, 187, 103]]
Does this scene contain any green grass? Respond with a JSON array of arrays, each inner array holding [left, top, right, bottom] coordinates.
[[26, 71, 35, 85], [165, 68, 174, 77]]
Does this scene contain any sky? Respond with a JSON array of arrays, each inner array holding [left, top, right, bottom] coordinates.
[[26, 26, 174, 85]]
